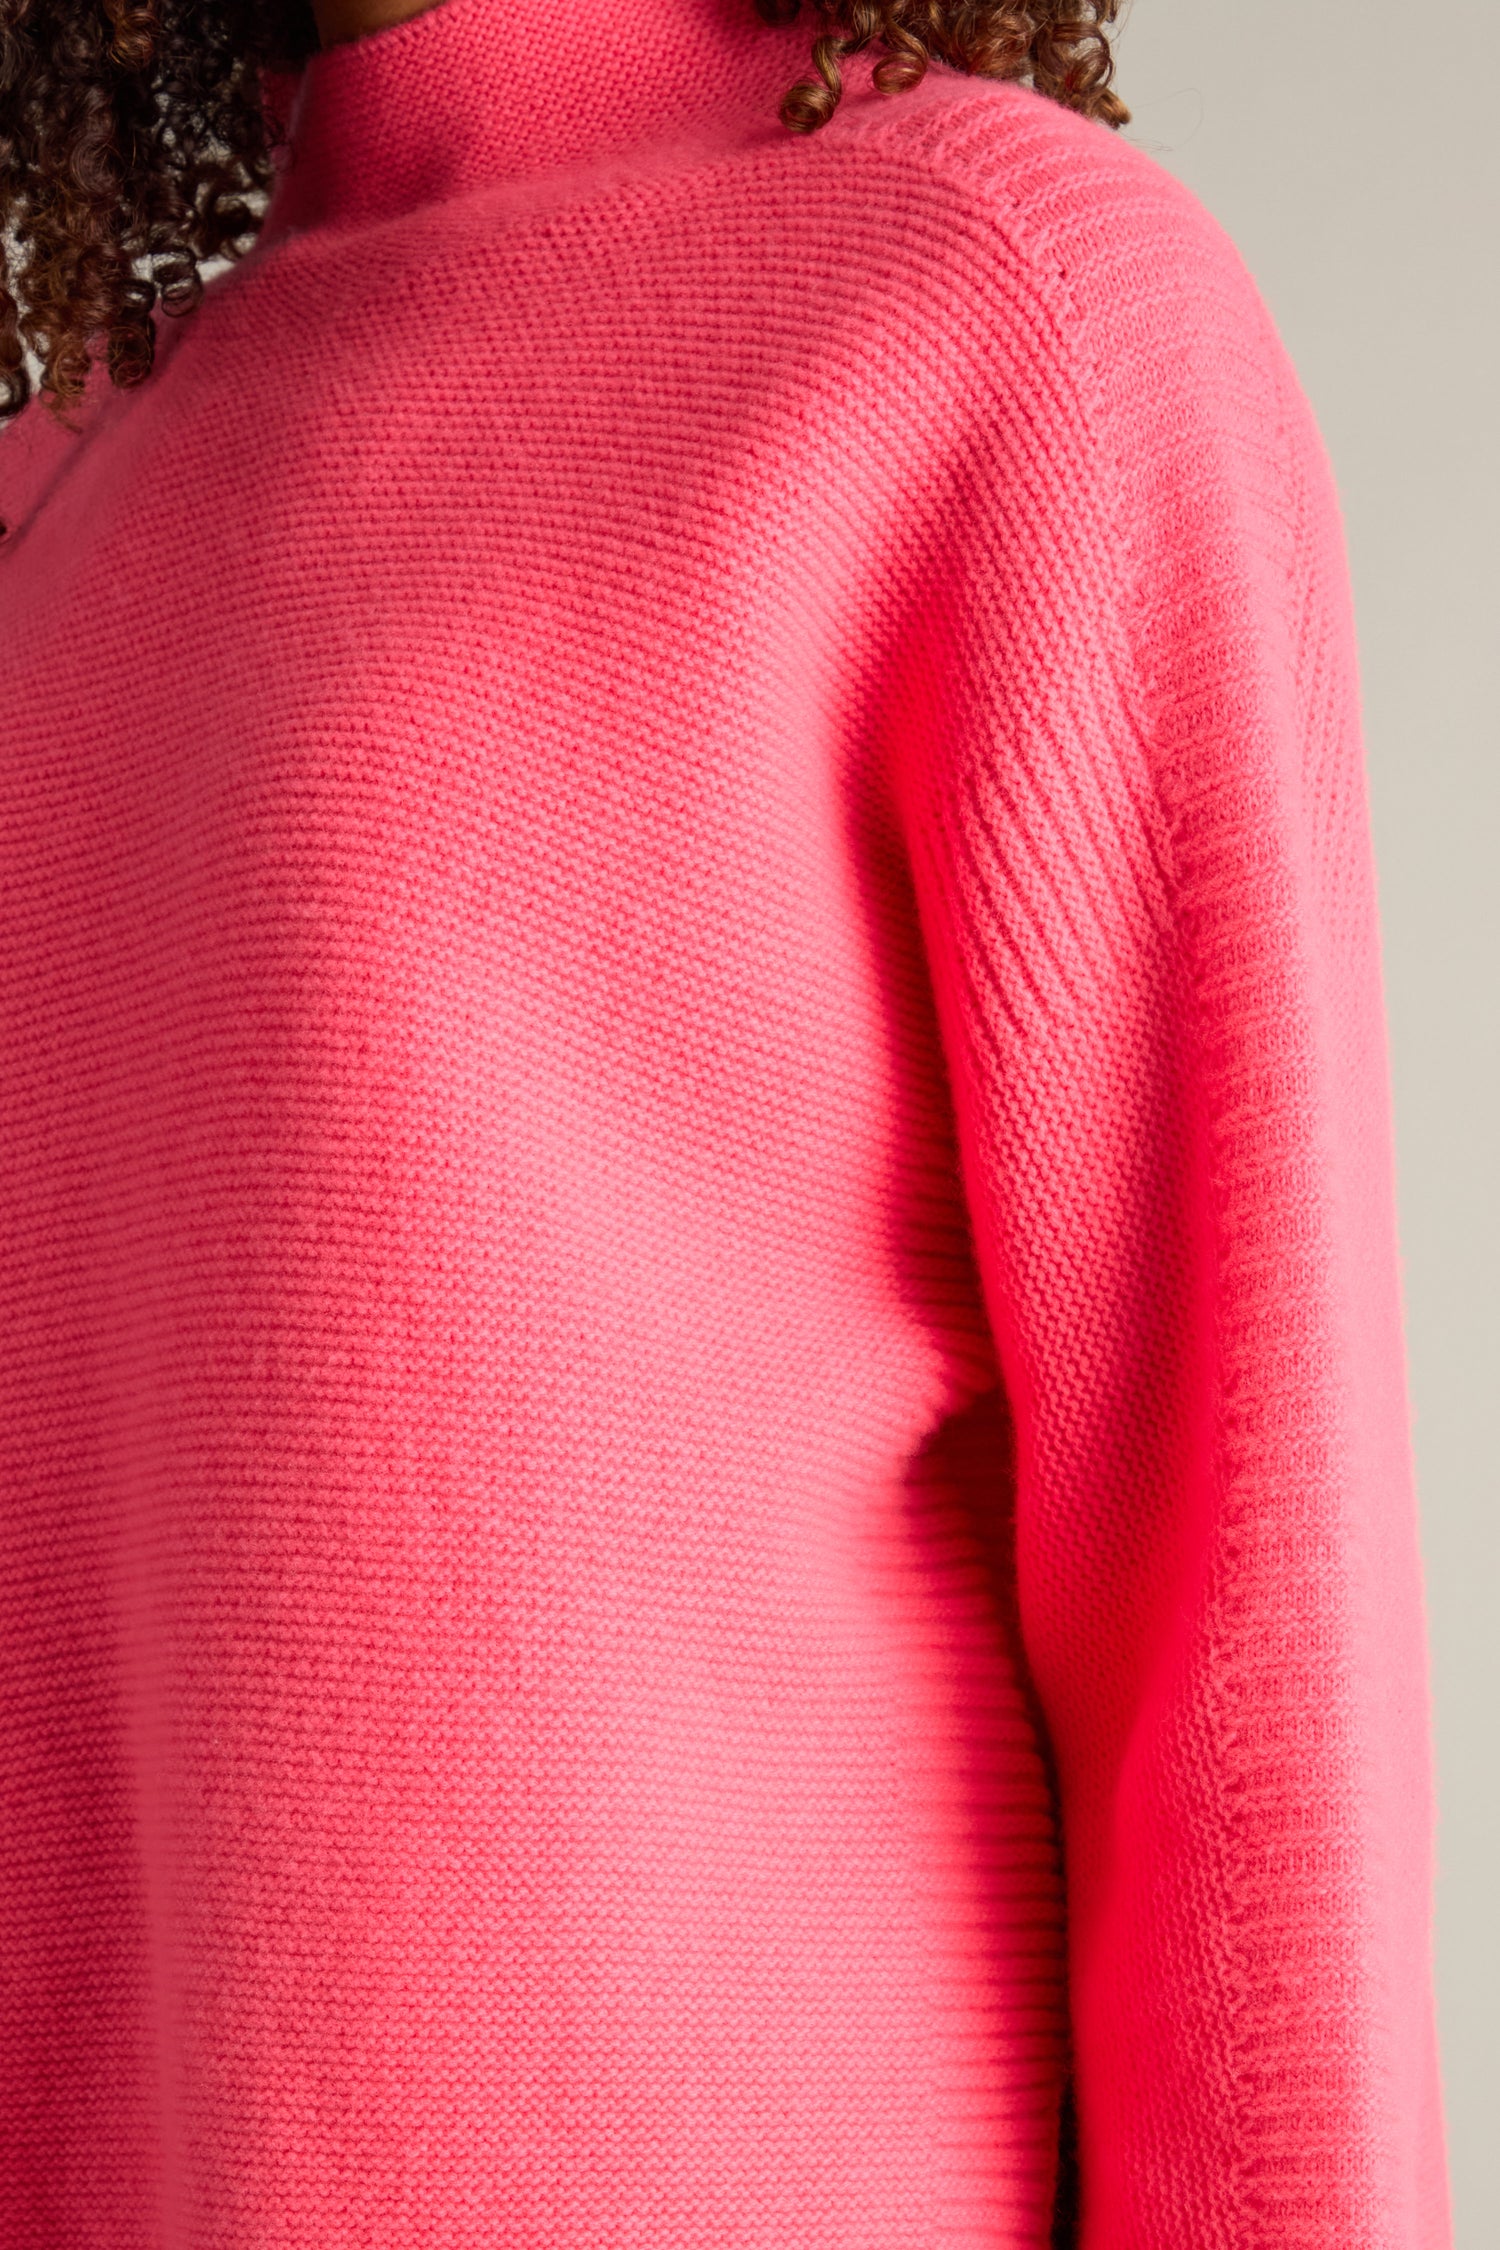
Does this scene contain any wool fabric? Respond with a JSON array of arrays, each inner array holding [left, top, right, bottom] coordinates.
[[0, 0, 1451, 2242]]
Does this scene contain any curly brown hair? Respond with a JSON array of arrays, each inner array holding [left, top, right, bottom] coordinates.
[[0, 0, 1126, 432]]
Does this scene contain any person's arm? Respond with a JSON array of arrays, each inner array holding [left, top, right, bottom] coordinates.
[[894, 125, 1450, 2245]]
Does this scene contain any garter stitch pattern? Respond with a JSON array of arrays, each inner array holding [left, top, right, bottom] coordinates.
[[0, 0, 1450, 2242]]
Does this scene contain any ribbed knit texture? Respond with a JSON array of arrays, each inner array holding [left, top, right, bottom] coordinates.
[[0, 0, 1450, 2242]]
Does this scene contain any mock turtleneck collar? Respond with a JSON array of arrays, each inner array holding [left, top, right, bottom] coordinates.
[[257, 0, 872, 243]]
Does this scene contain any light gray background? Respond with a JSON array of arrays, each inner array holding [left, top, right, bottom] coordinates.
[[1113, 4, 1497, 2240]]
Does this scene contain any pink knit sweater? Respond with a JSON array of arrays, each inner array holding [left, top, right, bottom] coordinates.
[[0, 0, 1450, 2242]]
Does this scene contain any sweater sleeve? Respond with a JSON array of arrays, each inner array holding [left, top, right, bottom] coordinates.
[[893, 127, 1450, 2248]]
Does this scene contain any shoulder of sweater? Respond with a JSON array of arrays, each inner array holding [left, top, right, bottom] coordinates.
[[829, 67, 1324, 609], [838, 81, 1332, 813], [827, 69, 1287, 385]]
